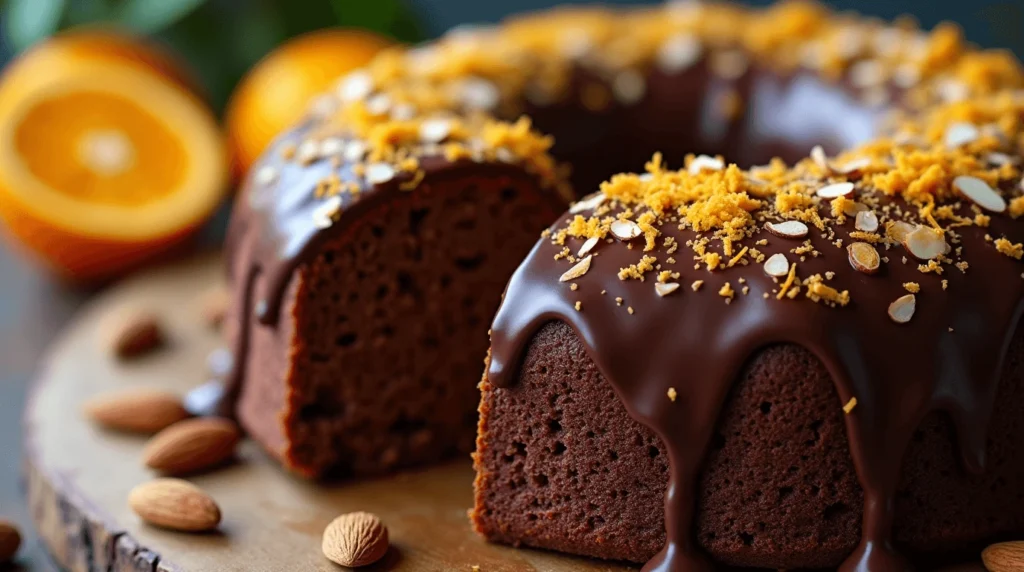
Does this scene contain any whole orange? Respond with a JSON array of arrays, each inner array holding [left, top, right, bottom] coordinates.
[[225, 28, 393, 177]]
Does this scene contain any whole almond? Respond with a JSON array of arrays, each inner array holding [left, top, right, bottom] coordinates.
[[322, 512, 388, 567], [0, 520, 21, 563], [983, 541, 1024, 572], [105, 310, 164, 359], [84, 389, 189, 434], [197, 287, 229, 329], [129, 479, 220, 532], [143, 417, 240, 476]]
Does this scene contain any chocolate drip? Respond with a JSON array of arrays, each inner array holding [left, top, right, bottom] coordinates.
[[186, 130, 563, 418], [488, 206, 1024, 570]]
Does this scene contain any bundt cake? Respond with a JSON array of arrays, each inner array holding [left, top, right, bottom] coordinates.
[[467, 2, 1024, 572], [209, 0, 1024, 566]]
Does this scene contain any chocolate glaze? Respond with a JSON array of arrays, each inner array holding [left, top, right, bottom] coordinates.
[[198, 26, 1024, 569], [487, 67, 1024, 572], [489, 201, 1024, 572]]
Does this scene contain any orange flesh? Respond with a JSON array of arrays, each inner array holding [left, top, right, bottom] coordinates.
[[12, 90, 188, 206]]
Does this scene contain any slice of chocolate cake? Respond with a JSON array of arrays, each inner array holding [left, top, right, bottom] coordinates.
[[218, 129, 568, 477]]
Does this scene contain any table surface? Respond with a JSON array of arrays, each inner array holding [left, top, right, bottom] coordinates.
[[0, 244, 101, 571]]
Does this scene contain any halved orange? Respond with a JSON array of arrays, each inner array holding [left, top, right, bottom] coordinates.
[[0, 58, 227, 281], [226, 28, 393, 177]]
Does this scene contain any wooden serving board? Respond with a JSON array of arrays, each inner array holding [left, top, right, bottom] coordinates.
[[23, 252, 633, 572]]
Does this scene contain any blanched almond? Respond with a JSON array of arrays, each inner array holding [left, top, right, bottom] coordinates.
[[816, 182, 855, 198], [854, 210, 879, 232], [903, 225, 947, 260], [655, 282, 680, 297], [953, 175, 1007, 213], [577, 236, 599, 257], [765, 220, 809, 239], [888, 294, 916, 324], [610, 219, 642, 241], [763, 253, 790, 277], [885, 220, 915, 242], [688, 155, 724, 174], [559, 255, 592, 282]]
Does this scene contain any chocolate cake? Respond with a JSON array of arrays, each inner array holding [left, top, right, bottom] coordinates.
[[467, 3, 1024, 571], [209, 0, 1024, 566]]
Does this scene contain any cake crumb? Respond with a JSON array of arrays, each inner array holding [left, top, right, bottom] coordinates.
[[903, 282, 920, 293], [691, 280, 704, 291], [843, 397, 858, 415], [574, 301, 582, 311], [667, 387, 677, 402], [627, 306, 635, 314]]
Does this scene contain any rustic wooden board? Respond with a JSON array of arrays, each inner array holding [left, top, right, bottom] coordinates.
[[23, 252, 633, 572]]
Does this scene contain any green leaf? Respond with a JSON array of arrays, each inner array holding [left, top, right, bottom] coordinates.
[[5, 0, 66, 50], [114, 0, 207, 34]]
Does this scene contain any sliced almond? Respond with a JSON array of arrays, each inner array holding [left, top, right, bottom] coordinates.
[[365, 93, 392, 116], [343, 140, 368, 162], [419, 118, 452, 143], [888, 294, 916, 324], [816, 182, 855, 198], [834, 157, 872, 176], [338, 71, 374, 101], [765, 220, 809, 239], [655, 282, 680, 297], [129, 479, 221, 532], [885, 220, 916, 242], [85, 389, 190, 434], [763, 253, 790, 277], [953, 175, 1007, 213], [254, 165, 277, 186], [577, 236, 599, 257], [986, 152, 1018, 167], [569, 192, 605, 214], [459, 77, 500, 110], [319, 137, 344, 157], [610, 219, 642, 241], [688, 155, 724, 175], [322, 512, 389, 568], [143, 417, 241, 476], [903, 225, 947, 260], [0, 520, 20, 563], [657, 34, 702, 73], [810, 145, 831, 172], [559, 255, 592, 282], [312, 196, 343, 229], [982, 541, 1024, 572], [842, 200, 869, 217], [944, 122, 979, 148], [854, 210, 879, 232], [847, 242, 880, 274], [365, 163, 396, 185]]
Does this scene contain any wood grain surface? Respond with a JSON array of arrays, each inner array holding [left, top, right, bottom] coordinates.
[[22, 253, 633, 572]]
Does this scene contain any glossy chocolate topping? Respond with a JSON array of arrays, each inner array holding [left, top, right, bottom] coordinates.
[[197, 3, 1024, 569], [486, 65, 1024, 572]]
